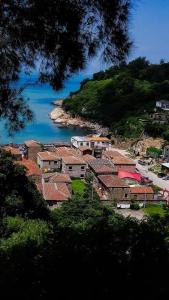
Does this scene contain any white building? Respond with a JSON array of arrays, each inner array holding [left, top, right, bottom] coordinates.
[[71, 135, 111, 150], [156, 100, 169, 110]]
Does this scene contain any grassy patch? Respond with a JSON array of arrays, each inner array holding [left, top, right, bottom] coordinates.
[[143, 204, 166, 217], [71, 179, 86, 195]]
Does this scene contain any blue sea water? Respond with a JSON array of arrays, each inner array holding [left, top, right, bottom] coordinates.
[[0, 73, 91, 144]]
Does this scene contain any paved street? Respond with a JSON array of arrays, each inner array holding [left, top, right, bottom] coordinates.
[[112, 147, 169, 190], [136, 163, 169, 190]]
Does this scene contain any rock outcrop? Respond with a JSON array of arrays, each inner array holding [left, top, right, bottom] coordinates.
[[50, 107, 109, 136]]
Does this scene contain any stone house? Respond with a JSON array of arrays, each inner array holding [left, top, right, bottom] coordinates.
[[98, 175, 130, 203], [130, 186, 154, 202], [24, 140, 42, 160], [37, 151, 61, 171], [88, 159, 117, 180], [62, 156, 87, 178], [103, 150, 136, 172]]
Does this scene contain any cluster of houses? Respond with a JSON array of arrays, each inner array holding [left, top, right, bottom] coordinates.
[[2, 134, 167, 209]]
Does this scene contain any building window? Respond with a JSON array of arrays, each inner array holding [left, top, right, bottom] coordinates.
[[125, 193, 128, 198], [81, 166, 85, 170], [80, 174, 84, 178], [86, 142, 89, 146], [69, 166, 72, 170], [80, 142, 83, 146], [54, 161, 58, 164]]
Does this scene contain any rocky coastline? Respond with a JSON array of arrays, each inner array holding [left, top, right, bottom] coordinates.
[[50, 106, 109, 136]]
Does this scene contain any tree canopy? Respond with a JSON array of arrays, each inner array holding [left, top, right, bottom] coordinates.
[[63, 57, 169, 138], [0, 0, 131, 133]]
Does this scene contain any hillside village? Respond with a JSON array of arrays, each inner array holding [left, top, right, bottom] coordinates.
[[2, 131, 169, 210]]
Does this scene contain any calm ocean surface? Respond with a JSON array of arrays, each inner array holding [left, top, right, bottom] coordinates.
[[0, 73, 91, 144]]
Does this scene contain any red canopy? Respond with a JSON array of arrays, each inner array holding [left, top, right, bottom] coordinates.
[[118, 170, 142, 182]]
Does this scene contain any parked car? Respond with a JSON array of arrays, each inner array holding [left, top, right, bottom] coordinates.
[[163, 175, 169, 180], [138, 160, 146, 166]]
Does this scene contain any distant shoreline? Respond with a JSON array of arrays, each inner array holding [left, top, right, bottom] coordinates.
[[50, 104, 109, 136]]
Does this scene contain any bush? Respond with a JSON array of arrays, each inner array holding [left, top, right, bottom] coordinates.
[[130, 200, 140, 210]]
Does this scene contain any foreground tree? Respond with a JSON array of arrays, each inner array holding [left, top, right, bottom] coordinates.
[[0, 150, 48, 218], [0, 0, 131, 132]]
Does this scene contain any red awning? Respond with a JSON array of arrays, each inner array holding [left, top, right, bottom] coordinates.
[[118, 170, 142, 182]]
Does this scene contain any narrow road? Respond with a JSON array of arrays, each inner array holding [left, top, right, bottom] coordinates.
[[112, 147, 169, 190], [136, 163, 169, 190]]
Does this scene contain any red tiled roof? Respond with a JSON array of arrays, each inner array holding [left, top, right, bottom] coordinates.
[[83, 154, 96, 163], [63, 156, 86, 165], [104, 150, 135, 165], [94, 165, 115, 174], [54, 147, 78, 157], [16, 159, 42, 176], [38, 151, 59, 161], [24, 140, 40, 147], [98, 175, 129, 188], [130, 186, 154, 194], [88, 136, 110, 142], [4, 146, 21, 156], [43, 172, 71, 183], [43, 182, 70, 201]]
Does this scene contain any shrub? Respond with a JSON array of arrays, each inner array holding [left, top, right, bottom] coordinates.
[[130, 200, 140, 210]]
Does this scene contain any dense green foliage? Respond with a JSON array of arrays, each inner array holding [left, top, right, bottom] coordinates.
[[0, 0, 131, 134], [147, 146, 162, 157], [63, 57, 169, 138], [0, 150, 48, 219], [2, 150, 169, 299]]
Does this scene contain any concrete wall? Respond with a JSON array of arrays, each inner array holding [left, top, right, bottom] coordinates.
[[37, 156, 61, 171], [62, 162, 87, 178]]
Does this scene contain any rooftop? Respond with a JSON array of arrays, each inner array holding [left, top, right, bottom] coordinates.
[[72, 135, 110, 142], [62, 156, 86, 165], [89, 159, 116, 174], [130, 186, 154, 194], [38, 151, 59, 161], [82, 154, 96, 163], [98, 175, 128, 188], [43, 182, 70, 201], [3, 146, 21, 156], [42, 172, 71, 183], [16, 159, 42, 176], [24, 140, 40, 147], [54, 146, 78, 157], [104, 150, 135, 165]]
